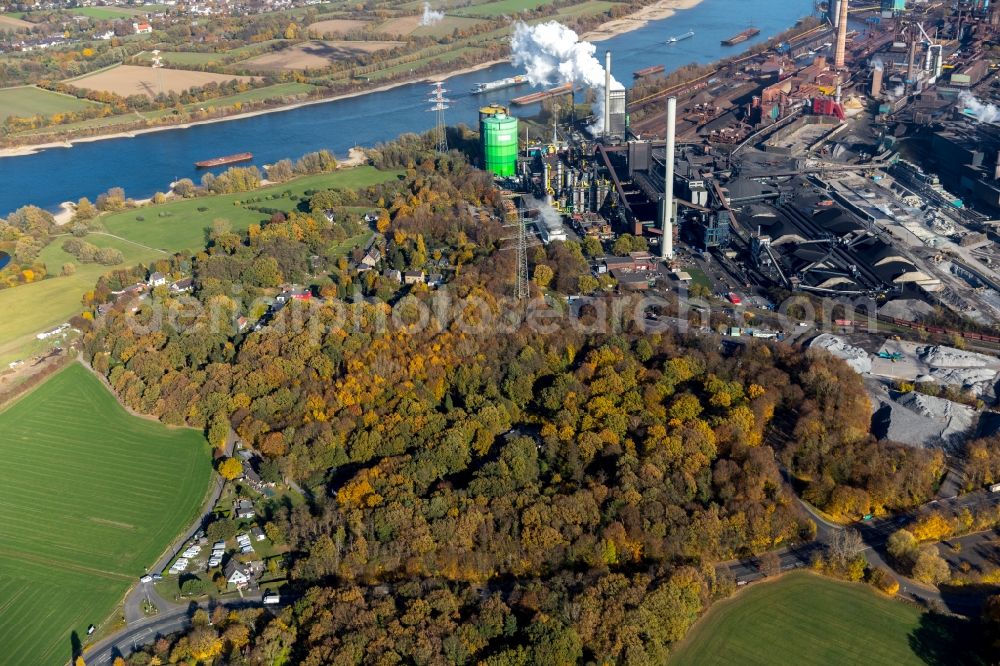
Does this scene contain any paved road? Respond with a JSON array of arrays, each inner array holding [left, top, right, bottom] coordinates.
[[723, 489, 1000, 617], [85, 594, 276, 666], [89, 491, 1000, 663]]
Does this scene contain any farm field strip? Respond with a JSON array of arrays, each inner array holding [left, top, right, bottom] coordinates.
[[0, 363, 212, 666], [0, 553, 130, 666], [0, 85, 101, 120], [0, 14, 31, 30], [669, 572, 927, 666], [455, 0, 567, 17], [72, 64, 251, 98], [239, 40, 405, 71]]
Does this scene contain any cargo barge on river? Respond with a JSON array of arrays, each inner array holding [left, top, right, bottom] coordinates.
[[721, 27, 760, 46], [194, 152, 253, 168], [634, 64, 665, 78], [511, 83, 573, 106]]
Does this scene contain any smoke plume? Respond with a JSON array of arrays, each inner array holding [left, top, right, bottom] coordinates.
[[510, 21, 622, 131], [959, 91, 1000, 124], [871, 57, 883, 72], [420, 2, 444, 25]]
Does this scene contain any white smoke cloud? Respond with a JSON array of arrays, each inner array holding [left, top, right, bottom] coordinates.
[[510, 21, 622, 132], [420, 2, 444, 25], [959, 91, 1000, 124], [871, 57, 883, 71]]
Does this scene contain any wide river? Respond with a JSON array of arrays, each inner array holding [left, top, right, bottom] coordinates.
[[0, 0, 815, 215]]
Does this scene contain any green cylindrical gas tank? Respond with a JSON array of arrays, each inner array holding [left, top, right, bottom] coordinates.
[[481, 113, 518, 178]]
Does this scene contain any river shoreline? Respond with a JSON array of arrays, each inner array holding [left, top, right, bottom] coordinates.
[[0, 0, 704, 160]]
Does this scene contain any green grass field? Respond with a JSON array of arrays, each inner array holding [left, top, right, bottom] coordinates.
[[366, 46, 479, 80], [669, 572, 926, 666], [101, 165, 401, 251], [0, 363, 212, 666], [0, 234, 159, 366], [456, 0, 564, 17], [553, 0, 618, 18], [189, 82, 315, 109], [12, 82, 313, 139], [70, 6, 150, 19], [0, 86, 100, 120]]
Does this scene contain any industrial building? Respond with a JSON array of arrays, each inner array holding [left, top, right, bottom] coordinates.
[[469, 0, 1000, 325]]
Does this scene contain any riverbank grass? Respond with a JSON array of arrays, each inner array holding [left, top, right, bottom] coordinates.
[[0, 235, 159, 366], [100, 165, 402, 251], [0, 165, 399, 365], [0, 362, 212, 666], [0, 85, 101, 121], [669, 572, 926, 666]]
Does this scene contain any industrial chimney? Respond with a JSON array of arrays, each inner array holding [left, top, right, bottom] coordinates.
[[604, 50, 612, 138], [662, 96, 676, 261], [871, 64, 884, 97], [834, 0, 849, 69]]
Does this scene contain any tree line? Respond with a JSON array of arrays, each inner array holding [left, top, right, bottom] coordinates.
[[74, 135, 974, 663]]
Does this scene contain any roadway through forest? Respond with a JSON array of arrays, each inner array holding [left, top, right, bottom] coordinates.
[[724, 489, 1000, 617], [83, 488, 1000, 665]]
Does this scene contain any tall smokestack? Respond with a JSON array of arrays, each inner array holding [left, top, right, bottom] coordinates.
[[834, 0, 849, 69], [604, 50, 612, 138], [871, 64, 884, 97], [662, 96, 676, 261], [906, 37, 918, 84]]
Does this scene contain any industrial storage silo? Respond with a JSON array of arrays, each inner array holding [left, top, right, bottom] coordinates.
[[481, 112, 518, 177]]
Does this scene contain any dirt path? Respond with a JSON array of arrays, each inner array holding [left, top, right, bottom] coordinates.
[[87, 230, 169, 255]]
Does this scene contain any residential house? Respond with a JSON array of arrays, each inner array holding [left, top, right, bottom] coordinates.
[[148, 272, 167, 288], [169, 277, 193, 293], [133, 21, 153, 34], [224, 560, 251, 589], [251, 526, 267, 542], [384, 269, 402, 283], [275, 286, 311, 303], [234, 498, 255, 519], [356, 247, 381, 272], [403, 271, 425, 285], [242, 465, 265, 490], [427, 273, 444, 288]]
